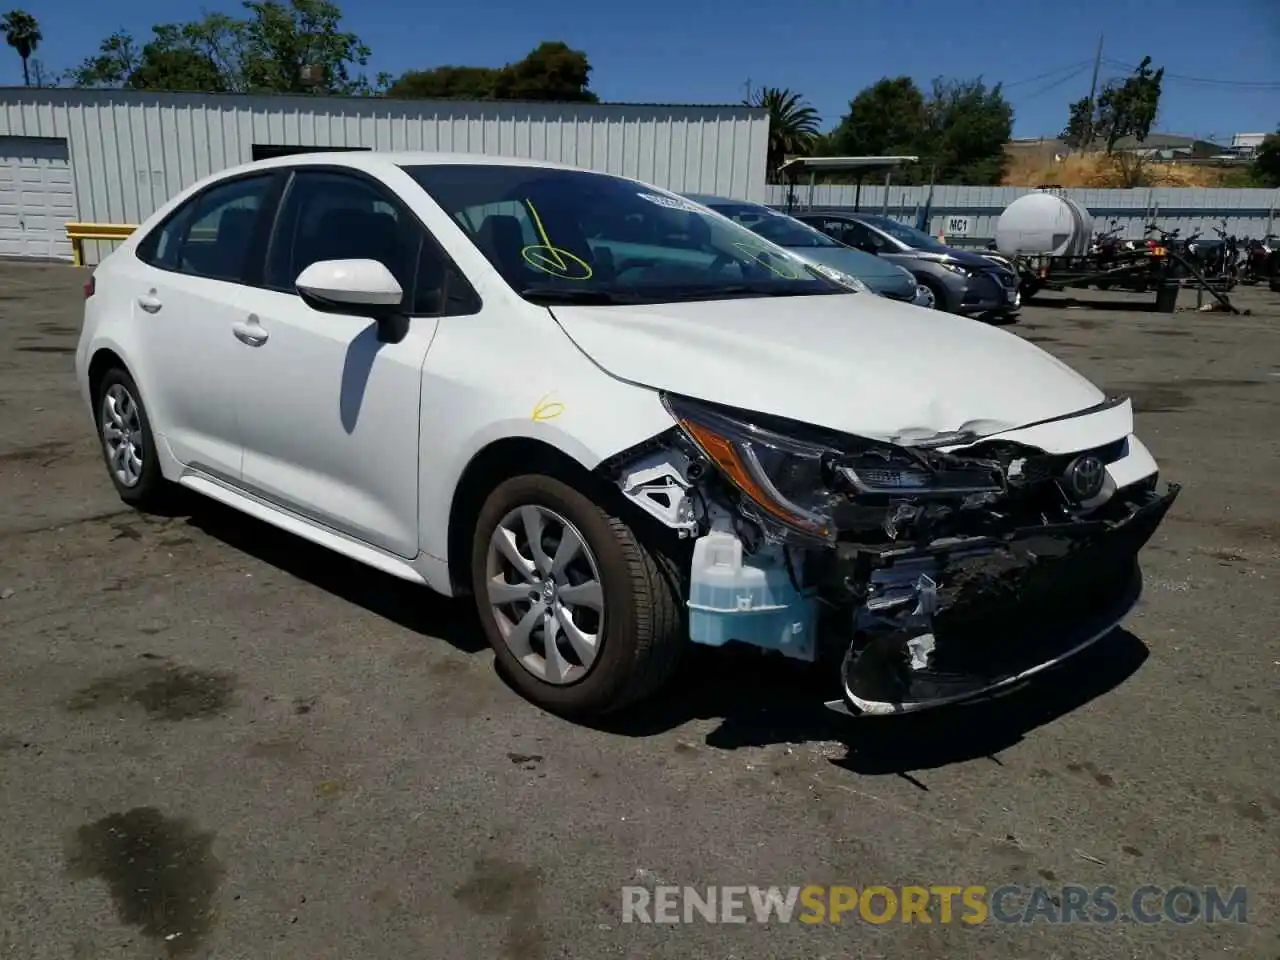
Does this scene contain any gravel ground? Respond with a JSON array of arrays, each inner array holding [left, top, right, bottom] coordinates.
[[1, 262, 1277, 960]]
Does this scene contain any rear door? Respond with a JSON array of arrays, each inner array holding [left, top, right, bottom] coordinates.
[[116, 171, 283, 481]]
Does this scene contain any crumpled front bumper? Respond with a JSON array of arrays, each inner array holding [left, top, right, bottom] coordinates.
[[827, 481, 1179, 716]]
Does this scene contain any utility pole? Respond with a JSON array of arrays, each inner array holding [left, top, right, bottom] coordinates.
[[1082, 33, 1104, 151]]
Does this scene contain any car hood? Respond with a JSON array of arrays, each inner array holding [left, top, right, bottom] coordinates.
[[790, 246, 916, 297], [905, 247, 1008, 271], [791, 245, 908, 281], [549, 294, 1105, 442]]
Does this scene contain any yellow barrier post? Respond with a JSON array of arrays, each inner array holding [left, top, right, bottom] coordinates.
[[64, 223, 139, 267]]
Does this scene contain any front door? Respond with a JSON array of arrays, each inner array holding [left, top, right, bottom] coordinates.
[[233, 168, 457, 559]]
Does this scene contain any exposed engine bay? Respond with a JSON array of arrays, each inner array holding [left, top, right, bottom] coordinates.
[[598, 392, 1180, 715]]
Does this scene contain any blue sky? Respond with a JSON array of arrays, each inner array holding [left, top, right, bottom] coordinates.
[[11, 0, 1279, 141]]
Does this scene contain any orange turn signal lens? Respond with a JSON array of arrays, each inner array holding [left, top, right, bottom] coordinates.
[[678, 418, 832, 538]]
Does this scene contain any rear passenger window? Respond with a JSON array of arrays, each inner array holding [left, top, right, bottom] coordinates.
[[177, 175, 275, 283], [136, 203, 195, 270]]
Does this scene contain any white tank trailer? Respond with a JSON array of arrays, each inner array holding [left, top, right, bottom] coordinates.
[[994, 193, 1095, 258]]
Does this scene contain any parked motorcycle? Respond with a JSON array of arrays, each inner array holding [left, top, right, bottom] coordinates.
[[1239, 234, 1276, 285]]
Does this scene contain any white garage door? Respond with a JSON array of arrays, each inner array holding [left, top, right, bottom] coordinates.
[[0, 136, 76, 260]]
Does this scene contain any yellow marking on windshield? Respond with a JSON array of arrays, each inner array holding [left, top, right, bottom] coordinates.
[[521, 200, 594, 280], [732, 241, 805, 279], [532, 393, 565, 421]]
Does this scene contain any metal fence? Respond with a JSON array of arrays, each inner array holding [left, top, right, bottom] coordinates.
[[763, 184, 1280, 248]]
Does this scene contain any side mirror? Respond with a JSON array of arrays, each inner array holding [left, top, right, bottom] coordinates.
[[295, 258, 407, 343]]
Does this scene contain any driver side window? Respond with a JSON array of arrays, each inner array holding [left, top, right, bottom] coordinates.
[[264, 169, 478, 316]]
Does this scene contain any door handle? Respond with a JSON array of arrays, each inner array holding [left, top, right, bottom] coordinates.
[[232, 318, 269, 347], [137, 292, 162, 313]]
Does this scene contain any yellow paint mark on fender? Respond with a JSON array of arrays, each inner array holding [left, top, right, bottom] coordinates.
[[532, 394, 565, 421]]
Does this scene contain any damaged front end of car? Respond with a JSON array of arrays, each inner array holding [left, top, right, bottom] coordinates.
[[597, 393, 1179, 716]]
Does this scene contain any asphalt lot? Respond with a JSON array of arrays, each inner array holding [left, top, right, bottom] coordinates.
[[1, 261, 1277, 959]]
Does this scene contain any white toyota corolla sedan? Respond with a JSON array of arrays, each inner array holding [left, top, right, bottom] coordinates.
[[75, 151, 1179, 719]]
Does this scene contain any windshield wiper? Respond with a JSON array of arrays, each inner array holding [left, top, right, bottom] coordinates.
[[665, 285, 826, 302], [518, 287, 638, 305]]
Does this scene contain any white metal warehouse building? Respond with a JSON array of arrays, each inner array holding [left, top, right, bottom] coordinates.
[[0, 88, 769, 263]]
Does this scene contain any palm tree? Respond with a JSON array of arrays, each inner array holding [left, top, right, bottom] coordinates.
[[744, 86, 821, 180], [2, 9, 41, 87]]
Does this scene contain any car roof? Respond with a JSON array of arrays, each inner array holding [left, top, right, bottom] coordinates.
[[208, 150, 610, 183], [682, 193, 760, 207]]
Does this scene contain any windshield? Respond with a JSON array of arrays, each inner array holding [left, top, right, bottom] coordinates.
[[404, 165, 844, 304], [704, 203, 839, 249], [859, 215, 949, 252]]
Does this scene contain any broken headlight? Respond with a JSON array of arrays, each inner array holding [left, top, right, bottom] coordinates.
[[663, 395, 1007, 543], [663, 394, 840, 541]]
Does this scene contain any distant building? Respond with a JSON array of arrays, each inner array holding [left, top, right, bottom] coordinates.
[[1227, 132, 1269, 158], [1005, 132, 1231, 162], [0, 87, 770, 262]]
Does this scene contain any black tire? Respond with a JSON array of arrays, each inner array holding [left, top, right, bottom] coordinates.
[[919, 278, 948, 311], [94, 366, 169, 510], [469, 473, 684, 718]]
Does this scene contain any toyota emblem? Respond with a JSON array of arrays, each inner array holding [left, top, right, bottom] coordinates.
[[1064, 454, 1106, 500]]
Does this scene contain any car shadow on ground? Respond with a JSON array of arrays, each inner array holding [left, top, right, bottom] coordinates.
[[176, 494, 1149, 774], [178, 495, 487, 654], [596, 630, 1150, 777], [1028, 295, 1164, 313]]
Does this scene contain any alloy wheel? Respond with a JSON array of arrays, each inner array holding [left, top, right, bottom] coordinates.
[[916, 284, 936, 309], [484, 505, 604, 685], [100, 383, 144, 488]]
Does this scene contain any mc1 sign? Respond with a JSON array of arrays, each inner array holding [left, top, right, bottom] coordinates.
[[944, 216, 971, 236]]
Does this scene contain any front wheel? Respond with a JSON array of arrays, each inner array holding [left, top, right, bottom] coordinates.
[[915, 280, 945, 310], [470, 474, 685, 718]]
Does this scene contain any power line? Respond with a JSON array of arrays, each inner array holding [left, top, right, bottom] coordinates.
[[1001, 60, 1092, 89], [1020, 63, 1092, 101], [1103, 58, 1280, 89]]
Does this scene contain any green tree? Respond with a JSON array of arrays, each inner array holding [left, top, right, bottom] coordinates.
[[493, 41, 596, 102], [386, 64, 501, 100], [238, 0, 370, 95], [1062, 57, 1164, 154], [386, 41, 597, 103], [745, 86, 820, 181], [919, 77, 1013, 184], [67, 0, 376, 95], [1251, 128, 1280, 187], [825, 75, 1010, 184], [68, 26, 228, 91], [1, 9, 41, 87], [1060, 95, 1093, 149], [827, 77, 926, 158]]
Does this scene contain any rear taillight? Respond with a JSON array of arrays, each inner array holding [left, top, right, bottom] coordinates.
[[83, 274, 95, 299]]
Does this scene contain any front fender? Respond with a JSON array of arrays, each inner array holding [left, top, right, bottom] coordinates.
[[415, 306, 677, 565]]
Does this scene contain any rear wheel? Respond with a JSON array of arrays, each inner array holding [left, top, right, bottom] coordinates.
[[470, 474, 684, 718], [94, 367, 170, 510]]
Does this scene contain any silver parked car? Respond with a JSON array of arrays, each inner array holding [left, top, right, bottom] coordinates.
[[685, 195, 927, 305]]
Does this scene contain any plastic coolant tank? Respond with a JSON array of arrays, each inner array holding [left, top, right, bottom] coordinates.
[[995, 193, 1095, 258], [686, 530, 817, 661]]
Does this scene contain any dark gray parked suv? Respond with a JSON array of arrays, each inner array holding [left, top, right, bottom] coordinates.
[[797, 212, 1020, 322]]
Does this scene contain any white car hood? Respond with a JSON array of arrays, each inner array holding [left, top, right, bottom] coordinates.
[[550, 294, 1106, 442]]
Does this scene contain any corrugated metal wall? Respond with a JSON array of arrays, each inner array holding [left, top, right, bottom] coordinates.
[[765, 183, 1280, 247], [0, 88, 770, 262]]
